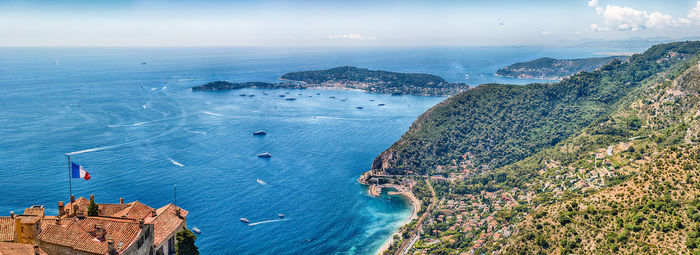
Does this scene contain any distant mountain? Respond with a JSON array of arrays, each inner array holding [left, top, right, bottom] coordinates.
[[193, 66, 469, 96], [496, 56, 629, 80]]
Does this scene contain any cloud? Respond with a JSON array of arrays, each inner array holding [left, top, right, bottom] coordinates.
[[587, 1, 700, 31], [328, 33, 377, 40], [587, 0, 598, 8], [590, 23, 609, 31], [689, 1, 700, 23]]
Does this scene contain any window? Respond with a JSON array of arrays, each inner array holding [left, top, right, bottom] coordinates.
[[145, 226, 151, 240], [168, 236, 175, 255]]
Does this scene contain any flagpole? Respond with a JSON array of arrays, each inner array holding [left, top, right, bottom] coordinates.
[[66, 154, 72, 200]]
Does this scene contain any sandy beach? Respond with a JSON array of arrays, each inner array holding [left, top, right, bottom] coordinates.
[[375, 190, 421, 255]]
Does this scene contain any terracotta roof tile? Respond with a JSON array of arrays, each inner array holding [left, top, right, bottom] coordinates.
[[110, 201, 154, 220], [0, 242, 47, 255], [0, 217, 15, 242], [98, 204, 130, 217], [145, 204, 188, 246], [38, 217, 142, 254]]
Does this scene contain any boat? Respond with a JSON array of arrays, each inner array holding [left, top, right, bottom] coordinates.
[[285, 98, 297, 101], [378, 104, 385, 106], [141, 62, 147, 65], [278, 214, 285, 218], [248, 94, 255, 97], [253, 130, 266, 135], [278, 95, 285, 97], [257, 152, 272, 158], [369, 99, 374, 101], [257, 179, 267, 185], [192, 227, 201, 234], [240, 218, 249, 223], [239, 94, 247, 96], [356, 106, 364, 109], [329, 96, 336, 98], [316, 93, 320, 95]]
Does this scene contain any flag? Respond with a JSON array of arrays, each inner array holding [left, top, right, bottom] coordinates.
[[71, 162, 91, 180]]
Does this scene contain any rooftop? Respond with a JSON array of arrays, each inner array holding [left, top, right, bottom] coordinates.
[[38, 216, 143, 254], [145, 203, 188, 246]]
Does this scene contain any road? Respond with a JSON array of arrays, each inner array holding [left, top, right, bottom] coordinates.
[[394, 179, 435, 255]]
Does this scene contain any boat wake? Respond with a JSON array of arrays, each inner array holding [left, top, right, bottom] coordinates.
[[192, 131, 208, 135], [167, 158, 184, 167], [66, 143, 129, 156], [107, 121, 150, 127], [312, 116, 347, 120], [66, 131, 172, 155], [248, 218, 289, 226], [202, 111, 224, 117], [107, 115, 189, 128]]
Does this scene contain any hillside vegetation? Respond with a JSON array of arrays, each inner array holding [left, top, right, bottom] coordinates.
[[193, 66, 469, 96], [372, 42, 700, 176], [280, 66, 468, 96], [367, 41, 700, 255]]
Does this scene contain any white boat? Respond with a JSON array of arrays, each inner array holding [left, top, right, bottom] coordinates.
[[240, 218, 249, 223], [192, 227, 201, 234], [257, 179, 267, 185], [257, 152, 272, 158]]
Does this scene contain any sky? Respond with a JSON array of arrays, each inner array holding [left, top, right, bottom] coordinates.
[[1, 0, 700, 46]]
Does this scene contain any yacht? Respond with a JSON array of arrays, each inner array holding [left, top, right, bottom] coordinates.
[[240, 218, 249, 223], [253, 130, 267, 136], [257, 152, 272, 158]]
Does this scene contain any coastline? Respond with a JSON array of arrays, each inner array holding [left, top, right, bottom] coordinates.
[[374, 189, 421, 255]]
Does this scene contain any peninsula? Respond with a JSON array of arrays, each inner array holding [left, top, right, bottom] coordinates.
[[192, 66, 469, 96], [496, 55, 629, 80], [362, 41, 700, 254]]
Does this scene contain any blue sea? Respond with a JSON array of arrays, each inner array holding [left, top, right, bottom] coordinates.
[[0, 46, 644, 254]]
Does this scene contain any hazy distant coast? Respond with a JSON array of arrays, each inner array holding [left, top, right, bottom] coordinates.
[[496, 55, 629, 80]]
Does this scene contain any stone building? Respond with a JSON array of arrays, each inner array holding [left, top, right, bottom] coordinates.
[[0, 195, 189, 255]]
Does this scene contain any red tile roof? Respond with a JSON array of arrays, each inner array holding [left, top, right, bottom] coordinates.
[[145, 204, 188, 247], [0, 242, 47, 255], [38, 217, 142, 255], [99, 204, 130, 217], [111, 201, 154, 220], [0, 217, 15, 242]]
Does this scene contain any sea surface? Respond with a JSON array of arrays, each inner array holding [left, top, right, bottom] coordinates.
[[0, 46, 644, 254]]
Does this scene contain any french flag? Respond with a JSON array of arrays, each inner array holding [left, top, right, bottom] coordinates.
[[71, 162, 91, 180]]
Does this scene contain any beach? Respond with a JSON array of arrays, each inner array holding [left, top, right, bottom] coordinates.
[[375, 189, 421, 255]]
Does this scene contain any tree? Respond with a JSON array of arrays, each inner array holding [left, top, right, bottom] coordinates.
[[87, 198, 99, 216], [176, 227, 199, 255]]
